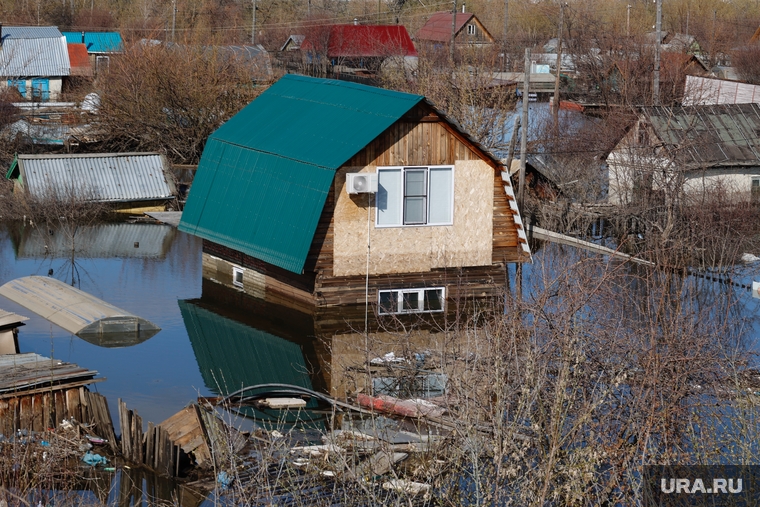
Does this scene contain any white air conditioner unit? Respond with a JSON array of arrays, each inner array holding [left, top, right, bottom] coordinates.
[[346, 173, 378, 194]]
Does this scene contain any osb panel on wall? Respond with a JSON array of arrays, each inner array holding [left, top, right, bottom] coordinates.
[[332, 160, 493, 277]]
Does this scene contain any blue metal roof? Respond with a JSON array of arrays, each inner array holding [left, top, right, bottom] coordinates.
[[179, 74, 424, 274], [62, 31, 123, 53]]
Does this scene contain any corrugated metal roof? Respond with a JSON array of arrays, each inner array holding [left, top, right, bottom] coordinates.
[[179, 74, 423, 274], [61, 31, 123, 53], [303, 25, 417, 58], [13, 152, 176, 202], [0, 309, 29, 328], [0, 35, 71, 77], [13, 223, 176, 259], [643, 103, 760, 170], [0, 276, 161, 338], [415, 12, 474, 42], [67, 43, 92, 76], [2, 26, 63, 39]]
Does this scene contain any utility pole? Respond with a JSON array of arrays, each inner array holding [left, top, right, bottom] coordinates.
[[626, 4, 631, 38], [653, 0, 662, 105], [504, 0, 509, 53], [518, 48, 530, 210], [252, 0, 256, 45], [171, 0, 176, 42], [552, 2, 564, 120], [450, 0, 457, 61]]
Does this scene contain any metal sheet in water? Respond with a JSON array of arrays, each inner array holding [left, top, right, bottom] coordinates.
[[0, 276, 161, 341]]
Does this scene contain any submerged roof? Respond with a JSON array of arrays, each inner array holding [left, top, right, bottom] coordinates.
[[640, 103, 760, 170], [67, 43, 93, 77], [62, 31, 123, 53], [7, 152, 176, 203], [415, 12, 474, 42], [0, 276, 161, 341], [179, 74, 424, 273], [0, 26, 70, 77]]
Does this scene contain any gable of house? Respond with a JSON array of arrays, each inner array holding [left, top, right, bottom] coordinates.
[[415, 12, 494, 44], [0, 26, 70, 78], [179, 75, 425, 274]]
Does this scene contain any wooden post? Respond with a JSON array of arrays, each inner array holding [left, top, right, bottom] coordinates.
[[505, 116, 520, 173]]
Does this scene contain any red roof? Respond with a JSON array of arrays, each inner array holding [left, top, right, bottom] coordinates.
[[304, 25, 417, 58], [67, 43, 93, 77], [415, 12, 474, 42]]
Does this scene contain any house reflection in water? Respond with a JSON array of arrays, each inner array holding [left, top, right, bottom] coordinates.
[[10, 222, 177, 260], [181, 278, 481, 418]]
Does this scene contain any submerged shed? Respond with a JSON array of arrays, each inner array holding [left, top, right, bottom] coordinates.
[[0, 276, 160, 346], [5, 152, 177, 211]]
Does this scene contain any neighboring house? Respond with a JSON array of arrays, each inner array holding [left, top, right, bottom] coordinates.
[[62, 31, 123, 74], [5, 152, 177, 211], [683, 75, 760, 105], [607, 103, 760, 205], [67, 43, 93, 78], [179, 75, 531, 313], [302, 24, 416, 72], [414, 11, 495, 46], [280, 34, 305, 51], [0, 26, 71, 101]]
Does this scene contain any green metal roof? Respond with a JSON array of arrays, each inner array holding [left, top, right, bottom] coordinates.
[[179, 74, 424, 273]]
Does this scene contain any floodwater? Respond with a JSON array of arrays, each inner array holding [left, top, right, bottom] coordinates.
[[0, 222, 211, 426], [2, 219, 760, 505]]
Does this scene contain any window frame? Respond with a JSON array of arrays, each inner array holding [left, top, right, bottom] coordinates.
[[376, 165, 454, 228], [467, 24, 476, 35], [232, 266, 244, 287], [378, 287, 446, 315]]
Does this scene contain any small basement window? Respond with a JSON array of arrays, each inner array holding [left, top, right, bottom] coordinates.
[[232, 266, 244, 287], [752, 177, 760, 202], [378, 288, 445, 314]]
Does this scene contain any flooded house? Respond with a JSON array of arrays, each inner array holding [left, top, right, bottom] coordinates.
[[5, 152, 178, 212], [179, 74, 531, 316], [0, 26, 71, 101], [607, 103, 760, 205]]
